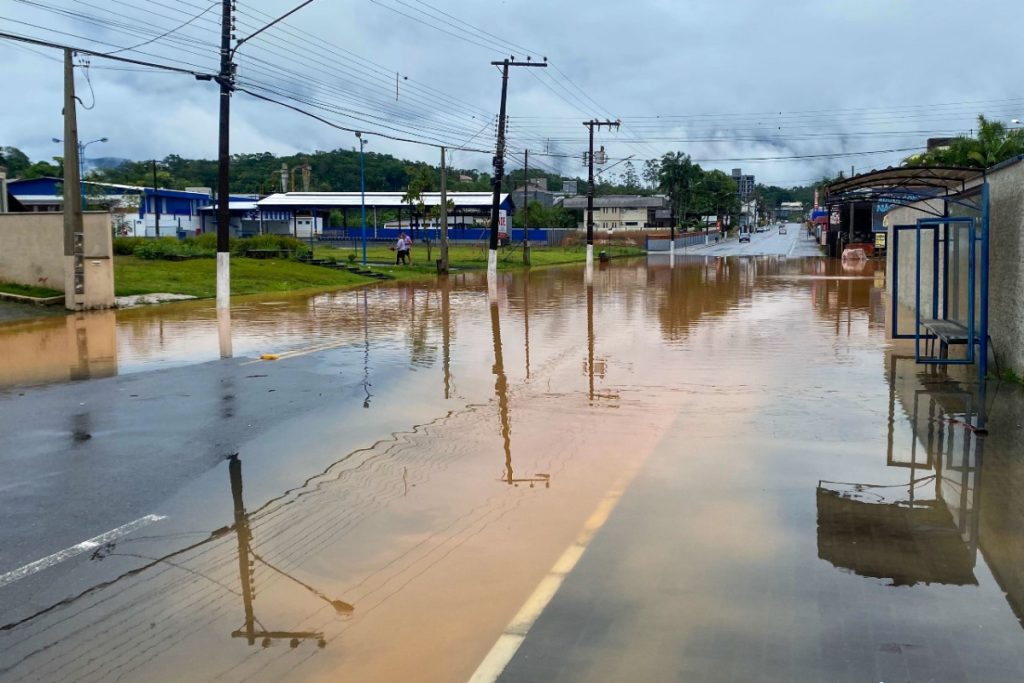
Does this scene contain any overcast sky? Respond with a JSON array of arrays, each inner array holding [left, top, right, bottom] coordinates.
[[2, 0, 1022, 187]]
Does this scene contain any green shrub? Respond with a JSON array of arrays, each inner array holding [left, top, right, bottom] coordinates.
[[133, 237, 215, 260], [113, 237, 142, 255], [189, 232, 219, 250], [233, 234, 310, 258]]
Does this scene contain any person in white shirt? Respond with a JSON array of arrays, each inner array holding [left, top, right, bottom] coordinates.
[[396, 233, 409, 264]]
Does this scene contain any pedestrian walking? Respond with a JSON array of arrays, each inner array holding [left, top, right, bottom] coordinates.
[[403, 233, 413, 264], [396, 233, 409, 265]]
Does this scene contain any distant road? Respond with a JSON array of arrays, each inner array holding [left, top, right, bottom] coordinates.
[[695, 223, 821, 258]]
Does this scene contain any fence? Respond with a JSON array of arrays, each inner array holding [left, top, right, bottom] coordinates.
[[646, 231, 722, 252]]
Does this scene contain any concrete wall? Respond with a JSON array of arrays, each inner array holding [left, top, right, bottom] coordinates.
[[0, 212, 65, 288], [886, 160, 1024, 375], [986, 161, 1024, 375], [0, 211, 115, 310]]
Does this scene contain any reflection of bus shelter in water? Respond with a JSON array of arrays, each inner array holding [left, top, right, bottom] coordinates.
[[817, 355, 985, 586], [826, 167, 991, 381]]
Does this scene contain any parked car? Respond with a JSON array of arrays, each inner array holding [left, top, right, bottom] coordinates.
[[779, 225, 787, 234]]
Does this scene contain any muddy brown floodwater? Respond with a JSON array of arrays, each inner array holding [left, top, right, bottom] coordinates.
[[1, 255, 1023, 683]]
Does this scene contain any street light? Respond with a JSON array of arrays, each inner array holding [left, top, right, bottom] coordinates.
[[53, 135, 108, 209], [356, 132, 368, 266]]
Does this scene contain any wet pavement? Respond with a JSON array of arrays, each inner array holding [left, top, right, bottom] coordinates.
[[1, 250, 1023, 683]]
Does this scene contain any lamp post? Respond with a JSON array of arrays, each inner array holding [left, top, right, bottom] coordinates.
[[53, 136, 107, 209], [356, 132, 368, 265]]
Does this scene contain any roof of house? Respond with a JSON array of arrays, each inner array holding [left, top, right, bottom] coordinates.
[[256, 191, 511, 210], [561, 195, 667, 209], [7, 177, 221, 201]]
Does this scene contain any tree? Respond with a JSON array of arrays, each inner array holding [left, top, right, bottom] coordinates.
[[905, 115, 1024, 169], [621, 161, 640, 191], [0, 146, 31, 177], [656, 152, 702, 226], [512, 201, 576, 230], [642, 159, 660, 190]]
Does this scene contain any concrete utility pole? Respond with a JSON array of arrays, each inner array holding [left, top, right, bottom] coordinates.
[[62, 49, 84, 307], [487, 57, 547, 281], [215, 0, 315, 311], [522, 149, 530, 266], [439, 145, 449, 273], [583, 119, 620, 270], [215, 0, 233, 311]]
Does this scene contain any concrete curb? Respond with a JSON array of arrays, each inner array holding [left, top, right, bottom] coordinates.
[[0, 291, 65, 306]]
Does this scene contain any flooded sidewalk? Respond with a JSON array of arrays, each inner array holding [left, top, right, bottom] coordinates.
[[1, 256, 1023, 683]]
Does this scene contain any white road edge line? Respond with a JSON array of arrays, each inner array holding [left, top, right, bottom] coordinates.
[[0, 514, 166, 589], [467, 482, 630, 683]]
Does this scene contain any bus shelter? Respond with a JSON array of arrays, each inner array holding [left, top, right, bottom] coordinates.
[[825, 167, 990, 380]]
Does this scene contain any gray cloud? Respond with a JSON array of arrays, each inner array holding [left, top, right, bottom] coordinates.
[[3, 0, 1022, 187]]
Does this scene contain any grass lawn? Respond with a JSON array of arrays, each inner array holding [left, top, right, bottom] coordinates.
[[0, 281, 63, 298], [114, 256, 371, 298], [315, 242, 644, 276], [113, 244, 646, 299]]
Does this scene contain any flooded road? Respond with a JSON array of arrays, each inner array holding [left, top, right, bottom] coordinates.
[[1, 256, 1023, 683]]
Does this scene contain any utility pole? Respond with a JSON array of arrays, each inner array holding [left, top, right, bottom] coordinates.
[[439, 145, 449, 273], [583, 119, 620, 269], [152, 159, 160, 238], [215, 0, 233, 312], [522, 149, 530, 266], [62, 48, 84, 309], [487, 57, 547, 281]]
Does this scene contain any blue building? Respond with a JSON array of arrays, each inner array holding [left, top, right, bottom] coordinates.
[[6, 177, 222, 236]]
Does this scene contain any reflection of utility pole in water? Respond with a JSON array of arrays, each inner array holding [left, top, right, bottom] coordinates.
[[229, 455, 257, 644], [489, 296, 549, 488], [587, 282, 595, 402], [229, 455, 351, 648], [362, 290, 371, 409], [441, 278, 452, 399], [523, 270, 531, 380], [218, 306, 232, 359], [584, 283, 617, 405]]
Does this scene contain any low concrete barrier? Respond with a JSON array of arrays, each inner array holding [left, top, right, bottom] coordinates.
[[0, 212, 115, 310]]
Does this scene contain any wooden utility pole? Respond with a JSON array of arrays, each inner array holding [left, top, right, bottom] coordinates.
[[62, 49, 84, 308], [487, 57, 547, 280], [439, 146, 449, 273], [583, 119, 620, 269]]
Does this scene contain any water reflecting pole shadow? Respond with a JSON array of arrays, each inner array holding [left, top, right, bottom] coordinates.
[[523, 270, 530, 380], [587, 282, 595, 403], [489, 293, 548, 489], [228, 455, 340, 648], [217, 306, 233, 359], [442, 278, 452, 399], [362, 289, 372, 409]]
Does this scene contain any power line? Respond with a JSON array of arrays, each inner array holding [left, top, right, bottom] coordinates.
[[103, 1, 218, 56]]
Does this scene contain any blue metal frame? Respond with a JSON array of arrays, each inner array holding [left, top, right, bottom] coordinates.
[[891, 224, 930, 340], [914, 216, 976, 366]]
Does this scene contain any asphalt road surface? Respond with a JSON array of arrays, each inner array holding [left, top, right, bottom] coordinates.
[[3, 253, 1024, 683], [698, 222, 821, 258]]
